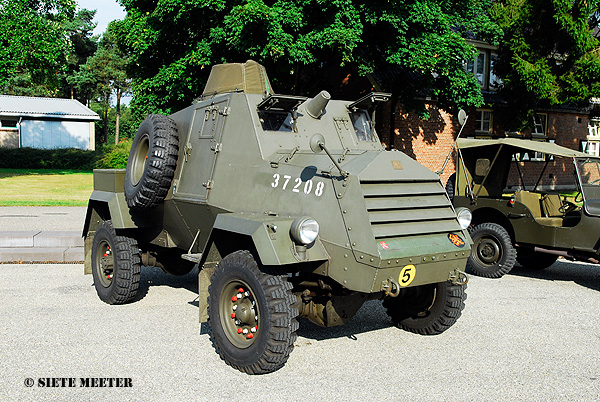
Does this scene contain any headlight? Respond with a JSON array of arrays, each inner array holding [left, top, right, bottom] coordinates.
[[456, 207, 472, 230], [290, 217, 319, 245]]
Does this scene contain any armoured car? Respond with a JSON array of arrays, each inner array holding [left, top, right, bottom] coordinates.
[[448, 137, 600, 278], [83, 60, 471, 374]]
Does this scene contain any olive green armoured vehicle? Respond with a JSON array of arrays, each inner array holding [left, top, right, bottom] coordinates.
[[448, 137, 600, 278], [83, 60, 471, 374]]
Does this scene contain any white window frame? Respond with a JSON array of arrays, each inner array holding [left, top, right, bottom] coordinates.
[[532, 113, 547, 138], [586, 119, 600, 156], [0, 119, 18, 129], [489, 53, 502, 90], [467, 51, 487, 88], [475, 109, 492, 135]]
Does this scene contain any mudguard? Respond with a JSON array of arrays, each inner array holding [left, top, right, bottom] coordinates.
[[211, 213, 330, 266], [82, 191, 138, 237]]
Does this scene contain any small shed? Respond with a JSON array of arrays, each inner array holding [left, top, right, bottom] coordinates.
[[0, 95, 100, 150]]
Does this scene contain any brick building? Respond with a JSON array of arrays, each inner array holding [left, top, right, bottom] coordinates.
[[375, 40, 600, 191]]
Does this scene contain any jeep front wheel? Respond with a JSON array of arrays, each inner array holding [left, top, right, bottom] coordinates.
[[208, 251, 299, 374], [91, 220, 141, 304], [383, 281, 467, 335], [468, 222, 516, 278]]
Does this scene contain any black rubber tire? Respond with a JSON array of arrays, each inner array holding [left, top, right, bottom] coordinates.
[[383, 281, 467, 335], [155, 249, 196, 276], [125, 114, 179, 209], [516, 248, 558, 270], [91, 220, 141, 304], [208, 250, 299, 374], [445, 173, 456, 202], [467, 222, 517, 278]]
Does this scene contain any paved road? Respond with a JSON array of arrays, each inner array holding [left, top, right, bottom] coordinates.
[[0, 206, 87, 232], [1, 260, 599, 401]]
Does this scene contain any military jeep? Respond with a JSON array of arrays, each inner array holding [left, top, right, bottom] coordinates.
[[448, 137, 600, 278], [83, 60, 471, 374]]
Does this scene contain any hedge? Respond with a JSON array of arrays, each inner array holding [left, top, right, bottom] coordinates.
[[0, 142, 133, 170]]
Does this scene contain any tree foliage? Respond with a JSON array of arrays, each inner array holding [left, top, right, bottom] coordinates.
[[119, 0, 501, 117], [61, 8, 99, 100], [70, 21, 131, 144], [490, 0, 600, 128], [0, 0, 77, 96]]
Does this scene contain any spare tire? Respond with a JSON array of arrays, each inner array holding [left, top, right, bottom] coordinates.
[[125, 114, 179, 209]]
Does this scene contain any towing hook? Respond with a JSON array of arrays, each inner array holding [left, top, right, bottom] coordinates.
[[382, 277, 401, 297], [449, 269, 469, 286]]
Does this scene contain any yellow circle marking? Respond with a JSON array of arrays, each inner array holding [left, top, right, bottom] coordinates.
[[399, 265, 416, 287]]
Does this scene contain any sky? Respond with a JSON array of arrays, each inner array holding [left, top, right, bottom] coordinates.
[[76, 0, 126, 36]]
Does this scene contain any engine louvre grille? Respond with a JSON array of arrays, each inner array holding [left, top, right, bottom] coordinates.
[[361, 180, 460, 239]]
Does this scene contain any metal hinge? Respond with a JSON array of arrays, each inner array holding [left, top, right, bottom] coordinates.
[[338, 148, 350, 163], [203, 180, 214, 189], [211, 143, 223, 153], [183, 144, 192, 161], [220, 107, 231, 116]]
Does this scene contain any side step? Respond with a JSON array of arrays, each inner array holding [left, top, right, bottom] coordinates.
[[182, 253, 203, 263]]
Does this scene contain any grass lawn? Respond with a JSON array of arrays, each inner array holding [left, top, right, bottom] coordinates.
[[0, 169, 93, 206]]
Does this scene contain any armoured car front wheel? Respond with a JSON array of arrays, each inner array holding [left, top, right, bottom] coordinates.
[[125, 114, 179, 209], [467, 222, 516, 278], [208, 250, 299, 374], [383, 281, 466, 335], [91, 220, 141, 304]]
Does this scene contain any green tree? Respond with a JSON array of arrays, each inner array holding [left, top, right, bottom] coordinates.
[[0, 0, 76, 96], [119, 0, 501, 118], [490, 0, 600, 129], [70, 21, 131, 144], [61, 8, 99, 101]]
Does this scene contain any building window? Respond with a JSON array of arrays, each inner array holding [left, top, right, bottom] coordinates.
[[586, 119, 600, 156], [489, 53, 502, 90], [587, 141, 599, 157], [475, 110, 492, 135], [467, 51, 486, 87], [532, 114, 547, 138], [0, 119, 18, 128]]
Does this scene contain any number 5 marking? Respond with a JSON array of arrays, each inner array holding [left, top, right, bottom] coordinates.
[[398, 265, 416, 287]]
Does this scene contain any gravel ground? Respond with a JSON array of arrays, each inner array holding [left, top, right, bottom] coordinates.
[[0, 260, 599, 402]]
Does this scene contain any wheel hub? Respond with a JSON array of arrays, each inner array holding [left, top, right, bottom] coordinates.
[[221, 283, 259, 348], [477, 238, 500, 264], [96, 240, 114, 287]]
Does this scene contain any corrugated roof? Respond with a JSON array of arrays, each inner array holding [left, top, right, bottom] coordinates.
[[0, 95, 100, 120]]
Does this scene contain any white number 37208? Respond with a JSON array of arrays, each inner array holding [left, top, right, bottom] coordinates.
[[270, 174, 325, 197]]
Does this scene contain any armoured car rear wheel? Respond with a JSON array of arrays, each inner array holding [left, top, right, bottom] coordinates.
[[383, 281, 466, 335], [467, 222, 516, 278], [125, 114, 179, 209], [91, 220, 141, 304], [208, 250, 299, 374], [516, 248, 558, 270]]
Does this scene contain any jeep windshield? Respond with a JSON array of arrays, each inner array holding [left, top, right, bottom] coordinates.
[[575, 157, 600, 216]]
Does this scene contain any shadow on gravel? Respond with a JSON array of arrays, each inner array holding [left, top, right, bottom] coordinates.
[[135, 265, 199, 302], [508, 260, 600, 292], [296, 300, 394, 341]]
